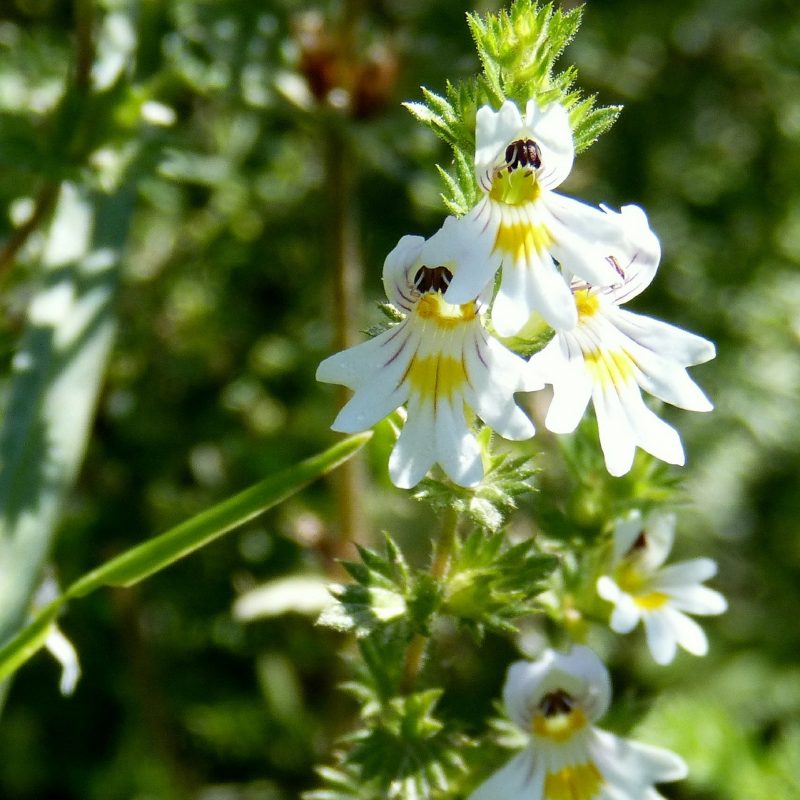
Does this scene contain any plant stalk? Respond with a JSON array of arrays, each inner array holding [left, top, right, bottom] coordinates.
[[324, 121, 367, 549], [401, 506, 460, 693]]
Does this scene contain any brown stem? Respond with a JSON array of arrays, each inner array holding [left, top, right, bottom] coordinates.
[[0, 0, 95, 283], [324, 121, 367, 550], [74, 0, 95, 92], [400, 506, 460, 693], [0, 183, 59, 280]]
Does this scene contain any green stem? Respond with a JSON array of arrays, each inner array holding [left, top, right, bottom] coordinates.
[[430, 506, 460, 582], [400, 506, 460, 693]]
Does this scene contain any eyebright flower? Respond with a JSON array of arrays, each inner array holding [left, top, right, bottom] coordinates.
[[468, 645, 687, 800], [425, 99, 650, 335], [528, 205, 715, 476], [316, 234, 541, 489], [597, 511, 727, 665]]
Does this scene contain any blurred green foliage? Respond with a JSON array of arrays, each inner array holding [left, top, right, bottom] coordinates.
[[0, 0, 798, 799]]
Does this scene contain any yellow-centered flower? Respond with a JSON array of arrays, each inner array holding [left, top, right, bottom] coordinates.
[[469, 646, 687, 800], [530, 206, 715, 477], [597, 511, 727, 665], [317, 235, 541, 489], [424, 99, 657, 336]]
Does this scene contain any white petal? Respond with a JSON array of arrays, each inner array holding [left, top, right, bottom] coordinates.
[[616, 320, 714, 411], [596, 575, 622, 603], [643, 612, 678, 665], [527, 252, 578, 332], [653, 557, 718, 587], [388, 397, 437, 489], [591, 729, 688, 787], [331, 383, 408, 433], [494, 243, 576, 334], [637, 359, 714, 413], [610, 596, 642, 634], [663, 607, 709, 656], [531, 337, 592, 434], [320, 326, 415, 432], [428, 204, 500, 305], [610, 511, 644, 563], [613, 308, 715, 366], [468, 748, 542, 800], [523, 99, 574, 189], [486, 332, 545, 393], [593, 382, 637, 477], [504, 647, 611, 729], [317, 322, 413, 391], [434, 395, 484, 487], [474, 100, 526, 179], [600, 204, 661, 303], [492, 260, 538, 336], [465, 336, 538, 440], [638, 512, 676, 570], [382, 234, 425, 310], [545, 194, 628, 287], [603, 588, 641, 634], [624, 389, 686, 467], [665, 585, 727, 616]]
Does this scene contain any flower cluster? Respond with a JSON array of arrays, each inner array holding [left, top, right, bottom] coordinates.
[[318, 98, 714, 487], [317, 81, 724, 800], [466, 509, 726, 798]]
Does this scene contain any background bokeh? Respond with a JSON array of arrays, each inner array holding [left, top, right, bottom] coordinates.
[[0, 0, 798, 798]]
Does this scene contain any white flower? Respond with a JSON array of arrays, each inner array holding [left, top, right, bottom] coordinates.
[[469, 645, 687, 800], [33, 573, 81, 696], [597, 511, 727, 665], [316, 234, 541, 489], [425, 99, 652, 335], [529, 205, 715, 476]]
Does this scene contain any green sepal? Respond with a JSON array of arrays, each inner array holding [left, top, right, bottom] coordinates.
[[413, 441, 538, 533], [443, 530, 559, 636], [362, 302, 405, 338], [318, 534, 443, 639], [541, 413, 683, 540], [346, 689, 470, 799]]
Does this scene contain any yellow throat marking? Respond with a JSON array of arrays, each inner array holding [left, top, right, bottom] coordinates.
[[494, 220, 553, 265], [407, 354, 467, 404], [615, 564, 669, 610], [584, 347, 636, 388], [574, 289, 601, 320], [405, 294, 474, 404], [532, 708, 588, 743], [544, 762, 604, 800], [634, 591, 670, 610], [415, 293, 476, 327], [489, 168, 541, 206]]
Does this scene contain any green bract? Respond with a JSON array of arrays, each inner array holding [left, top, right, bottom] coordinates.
[[404, 0, 620, 215]]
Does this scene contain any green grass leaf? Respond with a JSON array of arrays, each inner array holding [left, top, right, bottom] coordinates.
[[0, 433, 370, 683]]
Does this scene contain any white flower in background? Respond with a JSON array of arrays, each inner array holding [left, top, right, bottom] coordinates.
[[425, 99, 654, 335], [33, 573, 81, 696], [529, 205, 715, 476], [597, 511, 727, 665], [469, 645, 687, 800], [317, 234, 541, 489]]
